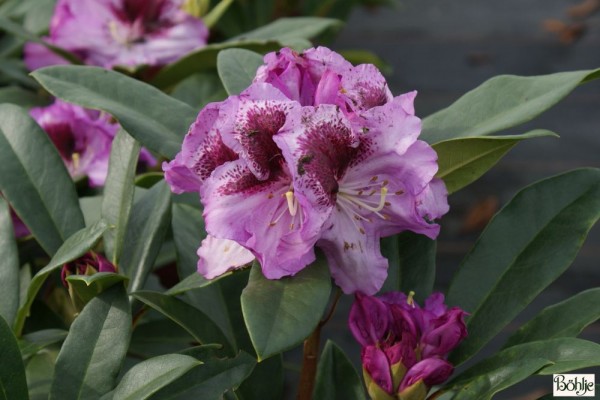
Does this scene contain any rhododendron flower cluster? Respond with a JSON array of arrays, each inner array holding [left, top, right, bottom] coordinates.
[[25, 0, 208, 71], [30, 99, 155, 187], [349, 292, 468, 399], [164, 47, 449, 294]]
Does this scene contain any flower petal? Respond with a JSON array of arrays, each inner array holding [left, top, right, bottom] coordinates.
[[197, 235, 255, 279], [349, 292, 390, 346], [399, 358, 454, 392]]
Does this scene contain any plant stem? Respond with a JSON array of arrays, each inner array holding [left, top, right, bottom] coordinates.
[[296, 288, 343, 400]]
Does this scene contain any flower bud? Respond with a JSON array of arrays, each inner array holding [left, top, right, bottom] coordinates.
[[61, 252, 116, 287]]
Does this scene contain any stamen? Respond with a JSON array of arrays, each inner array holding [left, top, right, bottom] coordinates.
[[72, 152, 80, 172], [285, 190, 297, 216], [339, 186, 388, 213], [407, 291, 416, 307]]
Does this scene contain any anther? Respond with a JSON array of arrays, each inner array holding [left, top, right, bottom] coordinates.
[[285, 190, 297, 216]]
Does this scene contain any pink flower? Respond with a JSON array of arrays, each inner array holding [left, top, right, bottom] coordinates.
[[24, 0, 208, 70], [30, 99, 156, 187], [275, 93, 448, 294], [349, 292, 467, 399], [165, 46, 448, 294]]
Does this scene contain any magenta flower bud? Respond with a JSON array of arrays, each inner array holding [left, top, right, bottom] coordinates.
[[362, 345, 394, 395], [421, 307, 469, 358], [398, 358, 454, 393], [349, 292, 390, 347], [61, 252, 117, 287], [24, 0, 208, 70]]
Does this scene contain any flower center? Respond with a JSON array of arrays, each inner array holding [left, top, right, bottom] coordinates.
[[269, 187, 303, 230], [335, 176, 404, 234]]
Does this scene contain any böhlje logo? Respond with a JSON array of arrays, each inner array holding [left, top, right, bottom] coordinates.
[[553, 374, 596, 397]]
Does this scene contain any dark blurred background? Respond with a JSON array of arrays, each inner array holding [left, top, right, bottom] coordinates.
[[316, 1, 600, 398]]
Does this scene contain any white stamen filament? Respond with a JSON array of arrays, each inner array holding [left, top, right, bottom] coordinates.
[[338, 186, 388, 213]]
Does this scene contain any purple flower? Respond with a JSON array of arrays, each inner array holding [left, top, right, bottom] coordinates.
[[30, 99, 156, 187], [61, 251, 117, 287], [24, 0, 208, 70], [197, 235, 255, 279], [275, 93, 448, 294], [254, 47, 353, 106], [349, 292, 467, 399], [165, 46, 448, 294]]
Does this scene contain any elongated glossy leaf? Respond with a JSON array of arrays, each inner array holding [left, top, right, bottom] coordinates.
[[171, 72, 227, 109], [151, 41, 280, 90], [171, 203, 205, 278], [448, 169, 600, 365], [422, 69, 600, 143], [217, 49, 264, 95], [32, 66, 196, 158], [314, 341, 366, 400], [14, 219, 108, 336], [237, 355, 283, 400], [449, 358, 551, 400], [19, 329, 68, 360], [241, 258, 331, 360], [229, 17, 342, 43], [148, 351, 256, 400], [101, 129, 141, 264], [129, 319, 200, 359], [0, 16, 81, 65], [133, 291, 232, 353], [0, 103, 85, 255], [121, 181, 171, 293], [449, 338, 600, 388], [433, 130, 558, 194], [25, 349, 58, 400], [167, 272, 229, 295], [203, 0, 233, 28], [397, 232, 436, 303], [0, 315, 29, 400], [112, 354, 201, 400], [50, 285, 131, 400], [0, 86, 48, 107], [0, 197, 19, 326], [504, 288, 600, 348]]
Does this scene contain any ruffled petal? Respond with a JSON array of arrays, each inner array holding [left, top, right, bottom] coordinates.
[[197, 235, 255, 279], [349, 292, 390, 346]]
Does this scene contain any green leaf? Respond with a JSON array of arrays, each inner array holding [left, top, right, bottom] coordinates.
[[448, 358, 551, 400], [31, 66, 196, 158], [167, 272, 228, 295], [0, 197, 19, 326], [132, 291, 232, 354], [203, 0, 234, 28], [421, 69, 600, 143], [49, 285, 131, 400], [0, 315, 29, 400], [129, 319, 201, 359], [449, 338, 600, 389], [0, 86, 48, 107], [228, 17, 342, 44], [314, 341, 366, 400], [241, 258, 331, 360], [236, 355, 283, 400], [0, 103, 85, 255], [397, 232, 436, 303], [101, 129, 141, 265], [217, 49, 264, 95], [171, 203, 206, 278], [111, 354, 201, 400], [65, 273, 128, 306], [503, 288, 600, 348], [0, 16, 82, 65], [170, 72, 228, 109], [19, 329, 68, 361], [14, 219, 109, 336], [148, 351, 256, 400], [25, 348, 58, 400], [151, 41, 280, 90], [433, 130, 558, 194], [447, 169, 600, 365], [121, 181, 171, 293]]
